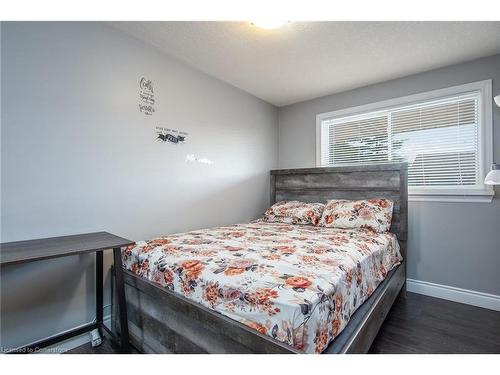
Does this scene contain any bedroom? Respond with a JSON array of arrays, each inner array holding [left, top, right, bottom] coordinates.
[[1, 0, 499, 372]]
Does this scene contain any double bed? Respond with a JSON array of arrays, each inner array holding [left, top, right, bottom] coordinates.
[[114, 163, 408, 353]]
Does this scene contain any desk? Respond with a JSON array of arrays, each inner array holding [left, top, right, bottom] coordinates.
[[0, 232, 135, 353]]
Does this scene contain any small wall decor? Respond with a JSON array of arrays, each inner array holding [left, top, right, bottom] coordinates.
[[138, 77, 155, 116], [186, 154, 214, 165], [156, 126, 188, 144]]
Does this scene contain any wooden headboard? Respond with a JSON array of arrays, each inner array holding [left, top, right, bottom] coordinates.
[[270, 163, 408, 257]]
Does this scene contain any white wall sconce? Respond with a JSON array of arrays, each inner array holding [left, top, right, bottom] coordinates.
[[485, 164, 500, 185], [484, 95, 500, 185]]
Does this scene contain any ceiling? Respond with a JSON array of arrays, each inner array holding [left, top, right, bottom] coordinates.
[[109, 22, 500, 107]]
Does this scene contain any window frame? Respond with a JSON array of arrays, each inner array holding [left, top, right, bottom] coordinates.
[[316, 80, 494, 203]]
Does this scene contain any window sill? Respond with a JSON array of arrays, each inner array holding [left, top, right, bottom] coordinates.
[[409, 194, 494, 203]]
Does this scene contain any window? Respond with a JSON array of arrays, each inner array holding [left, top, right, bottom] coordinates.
[[317, 80, 494, 202]]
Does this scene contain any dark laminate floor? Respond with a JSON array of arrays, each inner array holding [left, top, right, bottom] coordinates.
[[369, 292, 500, 354], [67, 292, 500, 354]]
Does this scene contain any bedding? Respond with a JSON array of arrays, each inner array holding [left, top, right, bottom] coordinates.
[[122, 221, 402, 353], [319, 199, 394, 233], [263, 200, 325, 226]]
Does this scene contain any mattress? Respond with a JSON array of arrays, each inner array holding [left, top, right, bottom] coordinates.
[[122, 221, 402, 353]]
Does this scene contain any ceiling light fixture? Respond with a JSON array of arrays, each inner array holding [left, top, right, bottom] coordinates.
[[250, 20, 289, 30]]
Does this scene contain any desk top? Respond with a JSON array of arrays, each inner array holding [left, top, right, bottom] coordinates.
[[0, 232, 135, 266]]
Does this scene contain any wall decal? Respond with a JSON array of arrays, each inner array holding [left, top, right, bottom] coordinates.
[[156, 126, 188, 144], [186, 154, 214, 165], [138, 77, 155, 115]]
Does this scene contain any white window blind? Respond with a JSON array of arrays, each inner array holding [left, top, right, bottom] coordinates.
[[391, 94, 479, 188], [319, 90, 487, 194]]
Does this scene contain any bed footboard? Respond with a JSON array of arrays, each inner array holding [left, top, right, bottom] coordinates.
[[114, 262, 405, 354], [117, 269, 298, 353]]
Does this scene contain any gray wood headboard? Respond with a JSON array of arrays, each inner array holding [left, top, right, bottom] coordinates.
[[270, 163, 408, 257]]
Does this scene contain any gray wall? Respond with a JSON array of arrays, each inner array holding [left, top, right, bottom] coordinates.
[[278, 54, 500, 295], [0, 22, 278, 349]]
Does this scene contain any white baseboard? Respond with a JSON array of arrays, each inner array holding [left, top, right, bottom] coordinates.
[[43, 333, 93, 354], [42, 315, 112, 354], [407, 278, 500, 312]]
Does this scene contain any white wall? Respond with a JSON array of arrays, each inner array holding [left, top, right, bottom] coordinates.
[[0, 22, 278, 349], [278, 54, 500, 297]]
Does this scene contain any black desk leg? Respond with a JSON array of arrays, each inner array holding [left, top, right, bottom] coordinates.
[[96, 251, 103, 327], [113, 247, 130, 353]]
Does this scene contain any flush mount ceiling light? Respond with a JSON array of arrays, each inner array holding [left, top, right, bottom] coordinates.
[[250, 20, 289, 30]]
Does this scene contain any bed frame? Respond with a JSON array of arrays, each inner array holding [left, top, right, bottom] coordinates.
[[113, 163, 408, 353]]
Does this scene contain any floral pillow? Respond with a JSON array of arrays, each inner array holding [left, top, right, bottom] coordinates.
[[318, 199, 394, 232], [263, 200, 325, 226]]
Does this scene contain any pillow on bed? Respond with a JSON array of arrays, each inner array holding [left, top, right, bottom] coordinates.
[[263, 200, 325, 226], [318, 199, 393, 232]]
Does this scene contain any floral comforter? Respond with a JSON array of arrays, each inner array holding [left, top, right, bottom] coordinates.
[[122, 221, 402, 353]]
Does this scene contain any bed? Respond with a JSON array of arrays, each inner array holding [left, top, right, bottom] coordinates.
[[113, 163, 408, 353]]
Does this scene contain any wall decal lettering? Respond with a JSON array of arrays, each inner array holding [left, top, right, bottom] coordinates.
[[186, 154, 213, 165], [156, 126, 188, 144], [138, 77, 155, 115]]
